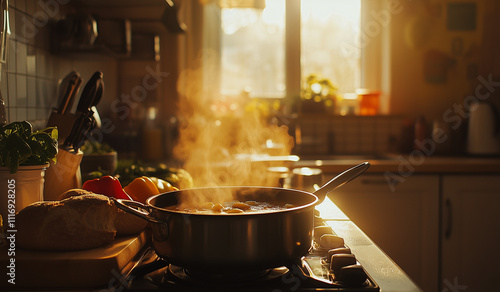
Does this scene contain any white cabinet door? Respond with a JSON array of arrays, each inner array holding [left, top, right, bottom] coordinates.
[[442, 175, 500, 292], [325, 173, 439, 292]]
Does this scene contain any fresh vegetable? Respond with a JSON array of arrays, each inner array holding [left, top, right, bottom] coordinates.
[[82, 175, 132, 200], [160, 168, 193, 189], [115, 160, 193, 189], [0, 121, 58, 173], [81, 140, 115, 155], [123, 176, 160, 203], [149, 177, 178, 193]]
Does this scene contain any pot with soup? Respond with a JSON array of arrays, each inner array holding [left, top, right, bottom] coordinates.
[[115, 186, 318, 272]]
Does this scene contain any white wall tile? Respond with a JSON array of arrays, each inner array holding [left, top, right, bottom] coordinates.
[[3, 3, 73, 126]]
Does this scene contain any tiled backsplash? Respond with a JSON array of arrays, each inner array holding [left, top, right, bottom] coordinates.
[[3, 0, 73, 129], [295, 115, 405, 156]]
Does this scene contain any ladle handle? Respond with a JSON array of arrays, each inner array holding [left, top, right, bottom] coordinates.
[[313, 162, 370, 202]]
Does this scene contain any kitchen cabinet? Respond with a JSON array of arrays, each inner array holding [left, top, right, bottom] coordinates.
[[441, 175, 500, 291], [324, 173, 439, 292]]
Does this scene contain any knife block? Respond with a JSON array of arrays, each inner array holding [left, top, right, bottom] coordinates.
[[43, 148, 83, 201], [46, 110, 79, 145]]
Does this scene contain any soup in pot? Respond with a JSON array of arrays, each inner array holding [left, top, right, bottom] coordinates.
[[167, 200, 295, 214]]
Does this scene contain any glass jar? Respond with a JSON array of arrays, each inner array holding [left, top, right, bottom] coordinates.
[[357, 89, 380, 116]]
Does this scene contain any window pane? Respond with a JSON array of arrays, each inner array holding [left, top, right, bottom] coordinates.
[[219, 0, 361, 99], [301, 0, 361, 94], [220, 0, 286, 98]]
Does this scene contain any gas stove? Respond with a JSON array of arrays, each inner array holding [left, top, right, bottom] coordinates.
[[121, 215, 379, 292]]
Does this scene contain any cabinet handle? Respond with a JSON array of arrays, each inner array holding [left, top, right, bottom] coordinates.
[[444, 198, 453, 239]]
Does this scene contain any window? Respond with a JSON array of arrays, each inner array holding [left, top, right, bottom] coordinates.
[[301, 0, 361, 94], [185, 0, 393, 115], [217, 0, 361, 100], [220, 0, 286, 98]]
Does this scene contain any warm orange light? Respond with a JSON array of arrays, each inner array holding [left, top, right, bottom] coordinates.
[[295, 167, 321, 176]]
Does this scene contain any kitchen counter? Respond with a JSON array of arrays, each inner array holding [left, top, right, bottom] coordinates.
[[1, 196, 421, 292], [294, 154, 500, 174], [316, 197, 422, 292]]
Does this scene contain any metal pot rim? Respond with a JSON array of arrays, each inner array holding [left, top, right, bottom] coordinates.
[[145, 186, 319, 217]]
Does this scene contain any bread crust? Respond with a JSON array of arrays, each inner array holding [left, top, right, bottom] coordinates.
[[114, 208, 148, 235], [55, 188, 148, 236], [17, 194, 117, 251], [57, 188, 94, 200]]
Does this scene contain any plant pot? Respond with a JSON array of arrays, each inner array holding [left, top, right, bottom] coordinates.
[[0, 164, 49, 223], [80, 151, 118, 175]]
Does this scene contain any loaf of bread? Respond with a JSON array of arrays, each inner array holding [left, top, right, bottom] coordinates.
[[58, 189, 148, 236], [17, 194, 117, 251], [114, 208, 148, 236], [57, 188, 94, 200]]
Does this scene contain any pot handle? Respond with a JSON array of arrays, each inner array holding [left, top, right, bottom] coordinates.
[[313, 162, 370, 203], [113, 198, 161, 224]]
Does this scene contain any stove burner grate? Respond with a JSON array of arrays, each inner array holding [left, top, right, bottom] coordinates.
[[168, 264, 289, 286]]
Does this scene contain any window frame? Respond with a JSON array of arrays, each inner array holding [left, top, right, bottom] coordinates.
[[180, 0, 387, 114]]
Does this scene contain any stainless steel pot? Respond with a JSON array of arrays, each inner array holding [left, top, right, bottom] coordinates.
[[115, 162, 370, 272], [117, 186, 317, 272]]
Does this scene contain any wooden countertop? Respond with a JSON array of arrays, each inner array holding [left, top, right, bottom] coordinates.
[[294, 155, 500, 174]]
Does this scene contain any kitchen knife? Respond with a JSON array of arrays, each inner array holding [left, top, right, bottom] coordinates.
[[58, 75, 83, 114], [56, 71, 82, 114], [63, 71, 104, 151], [64, 74, 83, 113], [62, 109, 96, 151], [75, 71, 103, 114]]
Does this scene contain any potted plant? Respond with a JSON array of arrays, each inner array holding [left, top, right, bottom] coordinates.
[[0, 121, 58, 220], [80, 140, 117, 180], [300, 74, 337, 113]]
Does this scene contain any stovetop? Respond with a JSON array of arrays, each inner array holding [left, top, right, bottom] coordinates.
[[120, 216, 380, 292]]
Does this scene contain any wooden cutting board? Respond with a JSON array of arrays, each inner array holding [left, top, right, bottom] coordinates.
[[0, 231, 149, 290]]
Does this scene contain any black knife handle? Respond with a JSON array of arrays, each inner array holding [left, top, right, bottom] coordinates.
[[77, 71, 103, 113], [63, 115, 85, 149]]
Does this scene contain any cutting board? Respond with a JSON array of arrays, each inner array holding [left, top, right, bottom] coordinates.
[[0, 231, 149, 289]]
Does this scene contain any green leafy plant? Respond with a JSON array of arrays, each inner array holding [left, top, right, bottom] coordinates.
[[301, 73, 337, 103], [81, 140, 115, 155], [0, 121, 58, 173]]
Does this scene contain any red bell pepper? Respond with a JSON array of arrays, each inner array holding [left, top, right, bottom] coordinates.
[[82, 175, 132, 200]]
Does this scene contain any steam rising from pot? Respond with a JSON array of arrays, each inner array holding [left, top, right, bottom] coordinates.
[[173, 54, 294, 207]]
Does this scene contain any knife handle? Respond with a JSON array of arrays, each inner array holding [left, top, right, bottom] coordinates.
[[63, 114, 84, 150], [57, 79, 76, 114], [77, 71, 103, 113], [64, 77, 83, 114]]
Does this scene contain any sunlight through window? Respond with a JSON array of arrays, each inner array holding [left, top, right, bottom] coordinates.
[[220, 0, 361, 99]]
